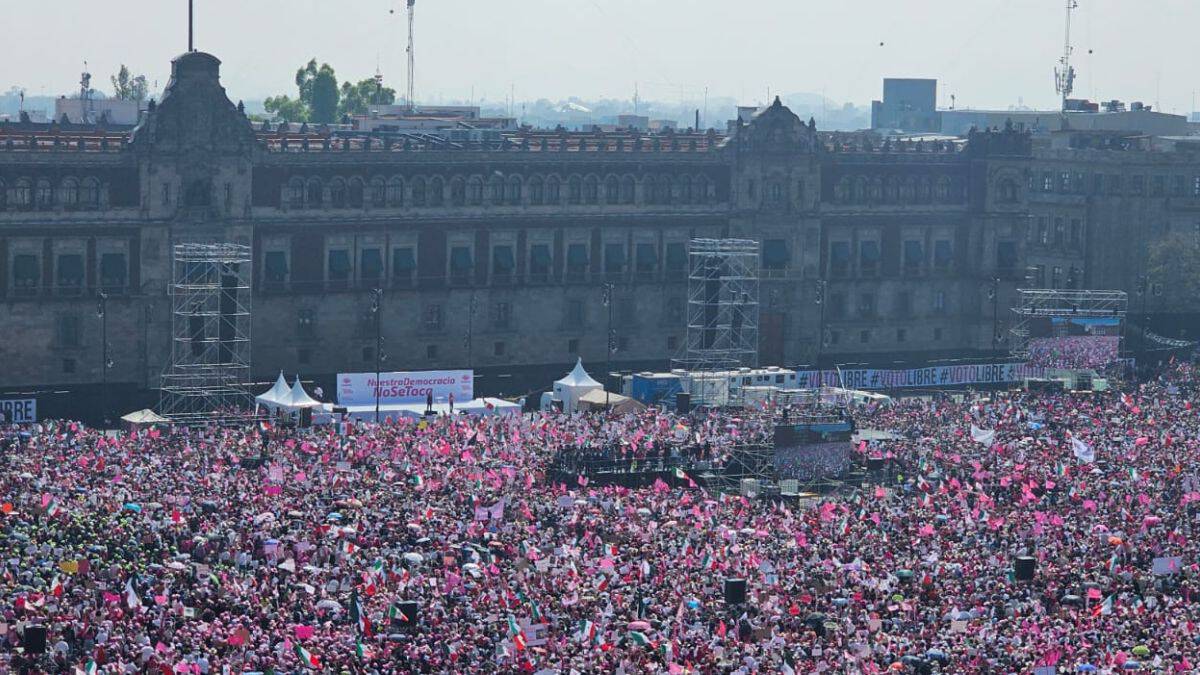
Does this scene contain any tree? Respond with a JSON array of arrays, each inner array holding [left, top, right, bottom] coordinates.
[[1147, 232, 1200, 313], [111, 65, 148, 104], [338, 78, 397, 118], [308, 64, 339, 124], [263, 95, 309, 123]]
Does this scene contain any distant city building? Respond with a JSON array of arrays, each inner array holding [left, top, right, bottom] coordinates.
[[870, 78, 938, 133], [940, 105, 1190, 138], [616, 114, 649, 131], [54, 97, 140, 125]]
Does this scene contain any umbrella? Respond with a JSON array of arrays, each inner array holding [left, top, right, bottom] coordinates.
[[926, 649, 949, 663], [315, 599, 342, 611], [1077, 665, 1097, 672], [636, 508, 651, 516], [1122, 661, 1141, 670], [628, 620, 650, 631], [123, 503, 142, 513], [403, 552, 424, 564], [1131, 645, 1150, 657], [327, 512, 343, 521]]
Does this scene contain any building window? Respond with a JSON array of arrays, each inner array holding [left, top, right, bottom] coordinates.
[[100, 253, 129, 291], [1194, 175, 1200, 196], [56, 253, 84, 295], [546, 177, 560, 203], [1041, 172, 1052, 192], [35, 179, 53, 208], [370, 177, 387, 207], [429, 177, 444, 206], [1069, 219, 1082, 247], [12, 254, 39, 295], [605, 176, 620, 204], [160, 182, 171, 207], [604, 243, 626, 280], [297, 309, 316, 338], [1052, 266, 1063, 289], [450, 178, 465, 206], [568, 338, 579, 353], [665, 243, 687, 280], [423, 304, 443, 331], [830, 241, 851, 277], [933, 240, 952, 269], [1053, 218, 1065, 247], [449, 246, 474, 285], [903, 240, 923, 272], [1131, 175, 1145, 196], [566, 300, 585, 326], [895, 291, 912, 318], [933, 290, 946, 314], [492, 302, 511, 329], [468, 177, 484, 205], [858, 293, 875, 318], [491, 245, 515, 284], [529, 178, 544, 205], [859, 240, 880, 276], [828, 330, 841, 346], [763, 239, 790, 273], [567, 176, 582, 204], [529, 243, 552, 282], [426, 345, 438, 359], [57, 315, 81, 347], [327, 249, 352, 286], [635, 243, 657, 279], [828, 293, 845, 320], [80, 178, 100, 208], [360, 248, 383, 284], [566, 243, 589, 281], [493, 341, 506, 357], [996, 242, 1018, 272]]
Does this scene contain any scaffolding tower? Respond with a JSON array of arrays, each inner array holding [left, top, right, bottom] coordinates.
[[1008, 288, 1128, 358], [674, 238, 760, 406], [159, 243, 254, 426]]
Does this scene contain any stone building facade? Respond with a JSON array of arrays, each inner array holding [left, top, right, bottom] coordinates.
[[15, 51, 1188, 419]]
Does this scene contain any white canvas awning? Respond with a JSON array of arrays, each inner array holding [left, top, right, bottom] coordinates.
[[555, 358, 602, 388], [280, 377, 323, 410], [552, 358, 604, 413], [120, 409, 170, 425]]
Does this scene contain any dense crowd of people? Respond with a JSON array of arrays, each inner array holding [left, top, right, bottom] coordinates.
[[3, 361, 1200, 673]]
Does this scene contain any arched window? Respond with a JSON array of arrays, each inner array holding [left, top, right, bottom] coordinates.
[[306, 178, 323, 208], [369, 177, 386, 207], [621, 176, 635, 204], [61, 178, 79, 207], [681, 176, 694, 203], [489, 176, 504, 205], [468, 177, 484, 205], [329, 178, 347, 208], [659, 175, 674, 205], [883, 176, 898, 203], [835, 177, 850, 203], [999, 178, 1018, 203], [694, 175, 709, 204], [643, 176, 658, 205], [450, 177, 466, 206], [429, 177, 445, 206], [917, 176, 932, 203], [0, 179, 6, 208], [546, 176, 560, 204], [529, 176, 544, 205], [80, 178, 100, 208], [506, 176, 522, 205], [853, 177, 868, 204], [387, 177, 404, 206], [288, 177, 306, 209], [12, 179, 32, 209], [35, 179, 53, 209], [584, 176, 600, 205], [411, 177, 427, 206], [567, 176, 582, 205], [348, 178, 364, 208], [605, 176, 620, 204], [935, 176, 952, 202]]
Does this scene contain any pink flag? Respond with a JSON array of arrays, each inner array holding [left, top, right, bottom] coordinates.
[[294, 625, 314, 639]]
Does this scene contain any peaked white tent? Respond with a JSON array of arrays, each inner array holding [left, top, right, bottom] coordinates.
[[551, 358, 604, 413], [281, 377, 322, 411], [255, 372, 292, 409]]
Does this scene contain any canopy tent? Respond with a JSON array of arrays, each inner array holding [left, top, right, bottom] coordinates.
[[577, 389, 646, 414], [457, 397, 522, 416], [281, 377, 323, 411], [255, 372, 292, 409], [120, 409, 170, 431], [551, 358, 604, 413]]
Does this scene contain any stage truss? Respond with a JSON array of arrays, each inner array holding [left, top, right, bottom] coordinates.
[[673, 238, 760, 407], [159, 243, 255, 426], [1008, 288, 1128, 359]]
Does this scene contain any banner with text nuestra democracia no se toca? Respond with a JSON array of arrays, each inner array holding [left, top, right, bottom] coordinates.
[[337, 370, 474, 406]]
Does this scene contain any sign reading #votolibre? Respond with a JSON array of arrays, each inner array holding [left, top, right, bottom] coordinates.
[[337, 370, 473, 406]]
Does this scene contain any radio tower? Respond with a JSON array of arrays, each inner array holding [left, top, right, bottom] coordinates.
[[1054, 0, 1079, 112], [406, 0, 416, 113]]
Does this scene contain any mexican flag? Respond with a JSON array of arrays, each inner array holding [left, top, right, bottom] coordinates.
[[46, 499, 63, 517], [530, 600, 544, 623], [75, 661, 97, 675], [628, 630, 653, 647], [341, 540, 358, 555], [513, 631, 528, 652], [506, 614, 522, 637], [356, 639, 372, 661], [350, 590, 371, 636], [388, 603, 410, 623], [50, 575, 64, 598], [294, 643, 320, 669], [1092, 594, 1115, 617], [674, 468, 690, 482], [576, 619, 597, 644]]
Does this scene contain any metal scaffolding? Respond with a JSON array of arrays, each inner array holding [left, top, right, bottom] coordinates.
[[159, 243, 254, 426], [1008, 288, 1127, 358], [674, 238, 760, 406]]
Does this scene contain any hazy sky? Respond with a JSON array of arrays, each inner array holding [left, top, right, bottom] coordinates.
[[3, 0, 1198, 113]]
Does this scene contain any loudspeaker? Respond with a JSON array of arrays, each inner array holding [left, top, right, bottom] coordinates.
[[675, 392, 691, 414], [866, 457, 884, 471], [332, 406, 348, 415], [1014, 556, 1036, 581], [723, 578, 746, 605], [392, 601, 419, 627], [23, 625, 47, 654]]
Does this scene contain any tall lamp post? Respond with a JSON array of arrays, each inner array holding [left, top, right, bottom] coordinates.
[[96, 291, 110, 426], [814, 279, 827, 382], [602, 282, 615, 407], [370, 287, 383, 424], [464, 290, 477, 369], [988, 277, 1001, 358]]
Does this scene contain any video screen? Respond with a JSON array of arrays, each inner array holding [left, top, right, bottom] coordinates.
[[774, 441, 851, 481], [1026, 316, 1121, 369]]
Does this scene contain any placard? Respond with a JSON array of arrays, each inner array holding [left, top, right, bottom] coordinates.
[[337, 370, 473, 405], [0, 399, 36, 423]]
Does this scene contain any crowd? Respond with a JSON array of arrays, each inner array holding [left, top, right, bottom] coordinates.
[[1027, 335, 1121, 370], [2, 361, 1200, 673]]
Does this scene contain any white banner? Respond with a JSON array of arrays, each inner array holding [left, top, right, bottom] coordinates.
[[0, 399, 36, 423], [337, 370, 474, 406], [792, 362, 1048, 391]]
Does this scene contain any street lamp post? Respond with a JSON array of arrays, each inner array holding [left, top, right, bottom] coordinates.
[[989, 277, 1001, 358], [814, 279, 827, 381], [602, 282, 615, 408], [96, 291, 110, 426], [371, 288, 383, 424], [464, 291, 476, 369], [1136, 274, 1150, 374]]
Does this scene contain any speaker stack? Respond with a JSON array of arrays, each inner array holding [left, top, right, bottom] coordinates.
[[723, 578, 747, 604], [1014, 556, 1036, 581]]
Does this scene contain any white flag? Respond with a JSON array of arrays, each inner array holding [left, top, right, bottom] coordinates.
[[124, 577, 141, 609], [1071, 437, 1095, 463], [970, 425, 995, 446]]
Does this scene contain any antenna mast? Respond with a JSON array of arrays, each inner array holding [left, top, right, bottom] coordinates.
[[1054, 0, 1078, 112], [406, 0, 416, 113]]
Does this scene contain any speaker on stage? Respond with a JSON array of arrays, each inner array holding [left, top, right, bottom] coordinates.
[[866, 457, 884, 471], [23, 625, 47, 654], [724, 578, 747, 605], [391, 601, 419, 627], [676, 392, 691, 414], [1014, 556, 1036, 581]]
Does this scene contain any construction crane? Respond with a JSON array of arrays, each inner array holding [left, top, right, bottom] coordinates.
[[1054, 0, 1078, 112]]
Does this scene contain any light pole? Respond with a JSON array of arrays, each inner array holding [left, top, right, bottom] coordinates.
[[371, 287, 383, 424], [96, 291, 110, 426], [602, 282, 615, 407], [1136, 274, 1151, 374], [988, 277, 1000, 358], [814, 279, 827, 382], [464, 290, 477, 369]]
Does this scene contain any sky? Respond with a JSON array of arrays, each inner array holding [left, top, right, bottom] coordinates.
[[2, 0, 1198, 113]]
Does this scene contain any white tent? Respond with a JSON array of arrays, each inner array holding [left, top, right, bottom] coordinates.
[[552, 358, 603, 413], [457, 397, 522, 416], [255, 372, 291, 409], [280, 377, 323, 411]]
